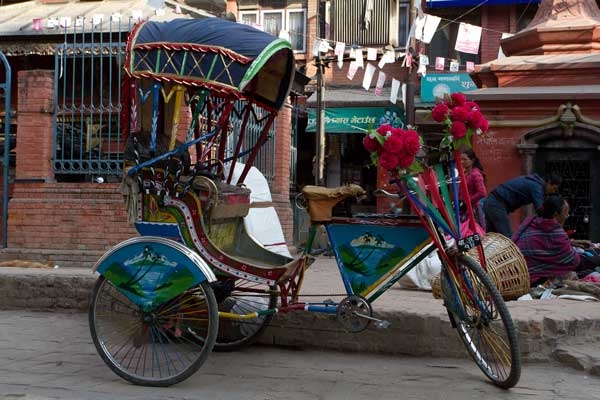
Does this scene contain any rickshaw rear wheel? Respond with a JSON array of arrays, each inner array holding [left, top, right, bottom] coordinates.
[[89, 276, 218, 387], [212, 278, 277, 352]]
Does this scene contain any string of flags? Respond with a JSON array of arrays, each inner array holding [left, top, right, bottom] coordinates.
[[30, 6, 183, 31], [304, 11, 511, 105]]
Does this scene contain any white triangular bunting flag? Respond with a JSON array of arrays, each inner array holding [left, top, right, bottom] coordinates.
[[378, 50, 395, 69], [391, 78, 400, 104], [362, 63, 376, 90], [455, 23, 482, 55], [375, 71, 386, 96], [367, 48, 377, 61], [347, 62, 358, 80], [356, 48, 364, 69], [435, 57, 445, 71], [415, 14, 440, 44], [449, 60, 459, 72]]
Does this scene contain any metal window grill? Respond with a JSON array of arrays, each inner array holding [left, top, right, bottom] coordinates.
[[53, 24, 276, 184]]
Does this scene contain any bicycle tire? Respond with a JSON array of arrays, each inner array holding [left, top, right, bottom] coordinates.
[[89, 276, 218, 387], [443, 254, 521, 389], [212, 278, 277, 352]]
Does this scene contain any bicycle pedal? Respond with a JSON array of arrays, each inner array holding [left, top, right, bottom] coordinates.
[[354, 312, 391, 329], [373, 320, 390, 329]]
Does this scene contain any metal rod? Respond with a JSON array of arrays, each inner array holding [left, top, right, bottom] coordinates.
[[0, 53, 10, 248]]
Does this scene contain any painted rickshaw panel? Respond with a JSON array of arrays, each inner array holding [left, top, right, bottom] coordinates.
[[93, 236, 217, 312], [326, 219, 432, 297]]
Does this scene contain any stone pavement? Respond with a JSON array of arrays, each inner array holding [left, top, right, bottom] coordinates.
[[0, 256, 599, 377]]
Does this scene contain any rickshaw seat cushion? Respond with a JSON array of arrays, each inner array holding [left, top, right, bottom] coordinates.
[[192, 177, 252, 220], [302, 184, 365, 222]]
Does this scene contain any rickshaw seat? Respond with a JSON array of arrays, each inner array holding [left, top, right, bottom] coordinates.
[[302, 184, 366, 222]]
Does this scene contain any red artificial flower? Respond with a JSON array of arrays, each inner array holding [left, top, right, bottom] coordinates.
[[479, 117, 489, 132], [403, 129, 421, 155], [363, 134, 380, 153], [383, 133, 404, 154], [451, 92, 467, 106], [431, 103, 449, 123], [465, 101, 479, 111], [379, 152, 399, 170], [376, 124, 394, 137], [397, 153, 415, 169], [467, 110, 484, 129], [450, 120, 467, 138], [450, 105, 469, 123]]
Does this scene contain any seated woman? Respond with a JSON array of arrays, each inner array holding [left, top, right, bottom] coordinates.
[[512, 195, 598, 287]]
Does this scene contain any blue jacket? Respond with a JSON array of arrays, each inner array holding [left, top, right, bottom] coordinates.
[[492, 174, 545, 212]]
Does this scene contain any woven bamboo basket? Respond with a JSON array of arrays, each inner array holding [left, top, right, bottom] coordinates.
[[431, 232, 530, 301]]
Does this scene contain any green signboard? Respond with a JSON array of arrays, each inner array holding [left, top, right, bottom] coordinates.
[[306, 107, 404, 134], [420, 73, 477, 103]]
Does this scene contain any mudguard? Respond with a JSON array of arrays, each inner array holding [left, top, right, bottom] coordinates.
[[93, 236, 216, 311]]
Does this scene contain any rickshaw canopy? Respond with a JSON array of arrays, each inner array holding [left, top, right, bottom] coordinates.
[[125, 17, 295, 110]]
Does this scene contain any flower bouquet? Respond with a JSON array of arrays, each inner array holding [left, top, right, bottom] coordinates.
[[431, 92, 489, 150], [362, 124, 423, 176]]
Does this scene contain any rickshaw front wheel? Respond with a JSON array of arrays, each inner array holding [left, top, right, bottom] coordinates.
[[89, 276, 219, 387]]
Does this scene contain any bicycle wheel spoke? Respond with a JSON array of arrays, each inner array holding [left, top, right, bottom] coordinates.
[[213, 278, 277, 351]]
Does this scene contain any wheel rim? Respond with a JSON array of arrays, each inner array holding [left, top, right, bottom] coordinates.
[[92, 279, 214, 385]]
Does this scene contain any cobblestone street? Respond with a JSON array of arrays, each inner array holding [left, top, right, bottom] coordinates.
[[0, 311, 598, 400]]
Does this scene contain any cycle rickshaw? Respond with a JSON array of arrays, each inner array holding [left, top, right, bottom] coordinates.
[[88, 17, 522, 389]]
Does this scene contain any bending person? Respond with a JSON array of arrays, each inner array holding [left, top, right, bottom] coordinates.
[[483, 173, 561, 238]]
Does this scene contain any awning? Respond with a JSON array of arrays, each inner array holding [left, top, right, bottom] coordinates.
[[306, 106, 405, 134], [426, 0, 538, 7]]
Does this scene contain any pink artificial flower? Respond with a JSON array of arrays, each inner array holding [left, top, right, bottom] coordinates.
[[450, 120, 467, 138], [379, 152, 399, 170], [450, 105, 469, 123], [383, 134, 404, 154], [431, 103, 449, 123], [363, 134, 380, 153], [451, 92, 467, 106], [403, 130, 421, 155]]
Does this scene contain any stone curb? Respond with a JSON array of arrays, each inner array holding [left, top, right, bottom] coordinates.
[[0, 266, 599, 376]]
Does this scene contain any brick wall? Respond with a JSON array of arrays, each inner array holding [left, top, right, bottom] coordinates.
[[3, 182, 138, 268]]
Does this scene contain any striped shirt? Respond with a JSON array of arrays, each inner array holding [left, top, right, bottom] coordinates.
[[512, 216, 580, 285]]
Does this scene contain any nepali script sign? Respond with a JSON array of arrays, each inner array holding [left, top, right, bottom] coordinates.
[[420, 73, 477, 103], [306, 107, 404, 134]]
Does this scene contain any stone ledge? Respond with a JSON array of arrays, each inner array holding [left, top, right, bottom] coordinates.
[[1, 267, 599, 369]]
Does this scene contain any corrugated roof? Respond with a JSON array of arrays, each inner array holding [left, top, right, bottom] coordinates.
[[0, 0, 223, 55]]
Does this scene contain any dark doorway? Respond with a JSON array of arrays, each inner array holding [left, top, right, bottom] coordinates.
[[535, 148, 600, 241]]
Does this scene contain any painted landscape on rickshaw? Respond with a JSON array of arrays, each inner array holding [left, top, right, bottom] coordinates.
[[97, 242, 204, 311], [328, 223, 431, 295]]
